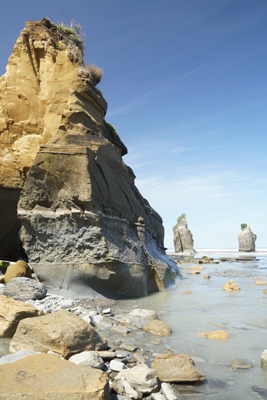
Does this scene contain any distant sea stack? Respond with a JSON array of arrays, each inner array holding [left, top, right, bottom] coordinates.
[[238, 224, 257, 252], [0, 18, 177, 298], [173, 213, 195, 254]]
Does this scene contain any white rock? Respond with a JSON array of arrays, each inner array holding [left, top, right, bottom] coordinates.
[[118, 380, 139, 399], [110, 359, 126, 372], [114, 363, 158, 396], [161, 382, 182, 400], [69, 351, 105, 370], [102, 308, 113, 315]]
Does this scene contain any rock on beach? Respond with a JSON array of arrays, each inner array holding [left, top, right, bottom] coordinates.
[[0, 295, 42, 338], [151, 353, 206, 383], [223, 280, 240, 291], [9, 308, 106, 358], [0, 353, 109, 399], [201, 330, 230, 340]]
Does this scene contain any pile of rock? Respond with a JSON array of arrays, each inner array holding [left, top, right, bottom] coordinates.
[[0, 282, 206, 399]]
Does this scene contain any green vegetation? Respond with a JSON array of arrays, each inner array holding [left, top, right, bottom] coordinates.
[[0, 261, 10, 268], [57, 20, 83, 50], [241, 223, 248, 230], [105, 122, 117, 136], [201, 256, 214, 261], [56, 20, 84, 63], [54, 20, 103, 85], [173, 213, 185, 231]]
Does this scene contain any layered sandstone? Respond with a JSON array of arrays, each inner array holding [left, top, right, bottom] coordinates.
[[0, 18, 177, 297]]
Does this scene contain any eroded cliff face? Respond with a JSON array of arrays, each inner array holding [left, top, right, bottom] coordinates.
[[0, 18, 177, 297]]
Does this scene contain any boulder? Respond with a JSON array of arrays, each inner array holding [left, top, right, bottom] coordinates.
[[0, 295, 42, 338], [0, 353, 109, 399], [222, 280, 240, 291], [9, 309, 105, 358], [151, 353, 205, 382], [201, 330, 230, 340], [0, 18, 178, 297], [112, 363, 158, 398], [2, 277, 47, 300], [143, 319, 172, 336], [238, 224, 257, 252], [4, 260, 32, 283]]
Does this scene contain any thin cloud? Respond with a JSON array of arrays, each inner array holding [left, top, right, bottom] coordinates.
[[107, 63, 214, 117]]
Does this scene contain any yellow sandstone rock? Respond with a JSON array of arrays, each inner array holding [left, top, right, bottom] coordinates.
[[200, 330, 230, 340], [4, 260, 32, 283], [254, 277, 267, 285], [0, 353, 109, 399], [143, 319, 172, 337], [223, 280, 240, 291]]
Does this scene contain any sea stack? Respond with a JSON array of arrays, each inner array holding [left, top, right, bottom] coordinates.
[[0, 18, 177, 298], [238, 224, 257, 252], [173, 213, 195, 254]]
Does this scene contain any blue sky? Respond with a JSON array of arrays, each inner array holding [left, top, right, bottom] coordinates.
[[1, 1, 267, 250]]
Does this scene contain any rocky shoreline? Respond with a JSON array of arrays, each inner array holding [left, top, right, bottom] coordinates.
[[1, 254, 267, 398], [0, 278, 207, 399]]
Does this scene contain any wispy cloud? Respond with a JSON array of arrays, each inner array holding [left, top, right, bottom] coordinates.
[[107, 63, 213, 117]]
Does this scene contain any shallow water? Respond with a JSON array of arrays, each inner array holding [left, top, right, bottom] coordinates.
[[113, 250, 267, 399], [1, 250, 267, 398]]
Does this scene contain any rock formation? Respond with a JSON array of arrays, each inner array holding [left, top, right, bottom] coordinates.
[[238, 223, 256, 252], [0, 18, 177, 298], [173, 213, 195, 254]]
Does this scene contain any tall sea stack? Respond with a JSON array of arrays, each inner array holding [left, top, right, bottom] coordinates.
[[0, 18, 177, 298], [173, 213, 195, 254], [238, 223, 257, 252]]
